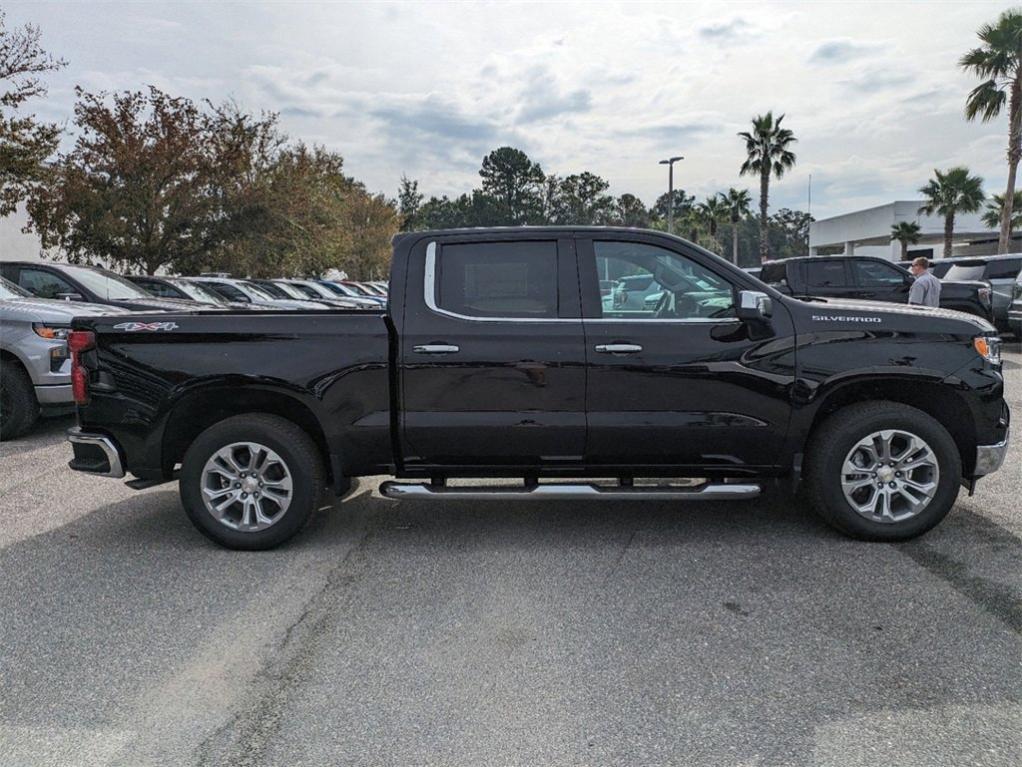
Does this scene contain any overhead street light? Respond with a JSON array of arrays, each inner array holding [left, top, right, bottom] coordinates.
[[658, 155, 684, 235]]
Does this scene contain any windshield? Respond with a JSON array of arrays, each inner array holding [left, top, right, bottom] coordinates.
[[168, 279, 226, 303], [0, 276, 31, 299], [342, 282, 372, 296], [61, 265, 151, 299], [236, 281, 277, 300], [324, 281, 357, 297], [268, 281, 308, 300], [319, 281, 349, 297], [295, 281, 334, 298], [944, 264, 986, 282]]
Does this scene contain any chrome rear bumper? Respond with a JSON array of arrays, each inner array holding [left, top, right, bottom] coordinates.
[[67, 427, 125, 478]]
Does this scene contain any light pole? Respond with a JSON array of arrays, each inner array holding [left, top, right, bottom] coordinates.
[[659, 155, 684, 234]]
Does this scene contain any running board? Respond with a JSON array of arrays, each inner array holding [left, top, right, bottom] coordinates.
[[379, 481, 761, 501]]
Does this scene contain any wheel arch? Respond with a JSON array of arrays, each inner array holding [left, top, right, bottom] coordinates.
[[800, 376, 977, 476], [1, 346, 30, 373], [161, 385, 342, 490]]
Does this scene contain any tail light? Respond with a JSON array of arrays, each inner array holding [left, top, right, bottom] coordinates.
[[68, 330, 96, 405]]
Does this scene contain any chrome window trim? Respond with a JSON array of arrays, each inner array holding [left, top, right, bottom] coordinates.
[[424, 241, 574, 323], [584, 317, 742, 324], [423, 240, 742, 325]]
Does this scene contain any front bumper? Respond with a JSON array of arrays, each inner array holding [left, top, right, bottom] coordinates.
[[67, 427, 125, 478], [1008, 308, 1022, 334], [34, 383, 72, 405], [975, 429, 1010, 477]]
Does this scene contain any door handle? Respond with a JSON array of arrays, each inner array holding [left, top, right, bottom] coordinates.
[[594, 343, 643, 354], [413, 344, 460, 354]]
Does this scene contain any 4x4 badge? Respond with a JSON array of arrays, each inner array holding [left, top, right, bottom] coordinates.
[[113, 321, 179, 332]]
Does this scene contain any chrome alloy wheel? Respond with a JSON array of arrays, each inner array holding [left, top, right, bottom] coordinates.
[[841, 429, 940, 523], [200, 442, 293, 532]]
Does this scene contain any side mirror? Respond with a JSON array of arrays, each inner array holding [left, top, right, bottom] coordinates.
[[736, 290, 772, 322], [56, 292, 85, 302]]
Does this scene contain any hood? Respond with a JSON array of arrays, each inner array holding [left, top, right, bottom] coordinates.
[[798, 296, 996, 333], [253, 298, 332, 310], [0, 297, 133, 324], [119, 296, 220, 311]]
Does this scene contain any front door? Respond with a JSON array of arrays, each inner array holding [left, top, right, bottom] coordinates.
[[579, 236, 795, 470], [399, 236, 586, 467]]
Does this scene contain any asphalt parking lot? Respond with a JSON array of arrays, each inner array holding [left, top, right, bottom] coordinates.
[[1, 347, 1020, 767]]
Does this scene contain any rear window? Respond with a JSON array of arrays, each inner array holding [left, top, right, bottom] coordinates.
[[944, 263, 986, 282], [760, 263, 788, 286], [436, 241, 558, 318]]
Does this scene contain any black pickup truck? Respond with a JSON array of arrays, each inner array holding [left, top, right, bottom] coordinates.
[[65, 228, 1010, 549], [760, 255, 993, 320]]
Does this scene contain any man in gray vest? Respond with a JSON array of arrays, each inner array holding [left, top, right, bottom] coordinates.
[[908, 257, 941, 308]]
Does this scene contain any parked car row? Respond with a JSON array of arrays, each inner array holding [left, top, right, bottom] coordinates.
[[1, 276, 132, 438], [0, 261, 386, 439]]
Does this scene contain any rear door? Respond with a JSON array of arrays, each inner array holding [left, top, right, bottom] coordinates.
[[398, 235, 586, 466], [578, 234, 795, 469], [801, 259, 858, 300], [847, 259, 912, 303]]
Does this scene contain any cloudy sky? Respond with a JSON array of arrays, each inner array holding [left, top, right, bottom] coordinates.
[[10, 1, 1019, 220]]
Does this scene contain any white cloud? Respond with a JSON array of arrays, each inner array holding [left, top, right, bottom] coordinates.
[[10, 0, 1014, 218]]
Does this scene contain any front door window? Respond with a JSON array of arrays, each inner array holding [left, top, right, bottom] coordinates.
[[595, 241, 735, 321]]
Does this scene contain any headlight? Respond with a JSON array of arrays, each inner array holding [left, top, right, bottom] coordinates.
[[33, 324, 71, 340], [974, 335, 1002, 366]]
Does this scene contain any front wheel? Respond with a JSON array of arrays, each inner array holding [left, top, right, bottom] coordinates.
[[805, 402, 961, 541], [180, 414, 324, 550], [0, 364, 39, 441]]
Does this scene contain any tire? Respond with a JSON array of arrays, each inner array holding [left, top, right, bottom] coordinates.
[[0, 363, 39, 441], [179, 414, 325, 550], [805, 401, 961, 541]]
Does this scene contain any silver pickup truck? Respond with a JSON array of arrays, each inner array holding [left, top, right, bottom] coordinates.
[[0, 277, 130, 439]]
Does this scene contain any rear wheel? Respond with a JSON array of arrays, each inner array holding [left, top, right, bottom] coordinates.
[[0, 364, 39, 441], [805, 402, 961, 541], [180, 414, 324, 550]]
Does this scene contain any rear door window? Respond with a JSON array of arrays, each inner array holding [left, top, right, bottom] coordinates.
[[139, 280, 180, 298], [759, 262, 789, 286], [945, 263, 987, 282], [435, 241, 559, 319], [850, 260, 906, 286], [19, 268, 77, 299], [986, 259, 1022, 280], [804, 260, 849, 288]]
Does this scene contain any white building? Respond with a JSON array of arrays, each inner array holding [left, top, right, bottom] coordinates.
[[809, 201, 1001, 261]]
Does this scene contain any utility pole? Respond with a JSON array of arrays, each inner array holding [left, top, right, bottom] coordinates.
[[658, 156, 684, 234]]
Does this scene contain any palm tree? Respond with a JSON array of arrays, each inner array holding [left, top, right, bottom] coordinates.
[[739, 112, 797, 262], [722, 188, 751, 264], [918, 167, 985, 259], [890, 221, 922, 260], [982, 191, 1022, 239], [696, 195, 726, 239], [961, 9, 1022, 253]]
